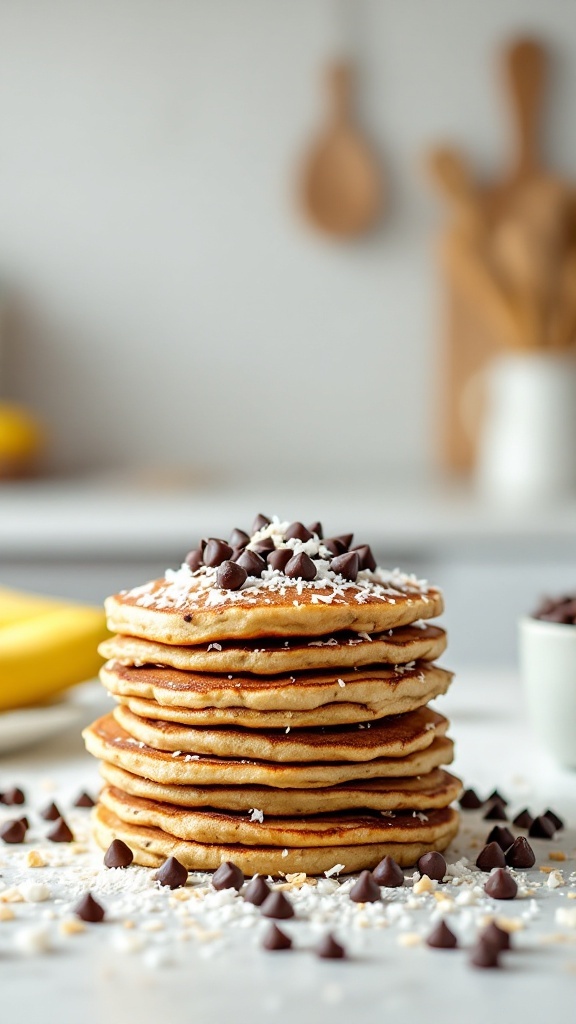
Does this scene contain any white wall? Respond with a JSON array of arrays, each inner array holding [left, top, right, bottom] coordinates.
[[2, 0, 575, 481]]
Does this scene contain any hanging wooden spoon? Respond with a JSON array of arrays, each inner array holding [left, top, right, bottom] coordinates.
[[300, 61, 382, 238]]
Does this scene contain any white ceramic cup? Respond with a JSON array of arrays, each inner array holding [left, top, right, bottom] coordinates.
[[519, 616, 576, 769]]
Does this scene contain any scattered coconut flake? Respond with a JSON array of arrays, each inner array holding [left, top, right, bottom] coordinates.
[[249, 809, 264, 824]]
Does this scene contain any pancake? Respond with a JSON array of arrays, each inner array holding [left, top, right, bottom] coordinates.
[[83, 714, 453, 788], [100, 761, 463, 815], [101, 661, 453, 717], [99, 623, 447, 675], [100, 785, 457, 848], [93, 803, 459, 874]]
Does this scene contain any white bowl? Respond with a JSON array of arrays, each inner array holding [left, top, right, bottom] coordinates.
[[519, 615, 576, 769]]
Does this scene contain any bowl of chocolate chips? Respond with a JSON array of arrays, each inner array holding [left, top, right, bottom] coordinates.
[[520, 594, 576, 769]]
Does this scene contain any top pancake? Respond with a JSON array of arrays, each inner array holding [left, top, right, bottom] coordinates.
[[105, 518, 442, 645]]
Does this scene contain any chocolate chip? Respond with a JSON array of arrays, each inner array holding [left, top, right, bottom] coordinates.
[[1, 787, 25, 806], [544, 808, 564, 831], [334, 533, 353, 550], [484, 868, 518, 900], [349, 870, 381, 903], [324, 538, 346, 556], [260, 891, 295, 920], [529, 815, 556, 839], [203, 538, 233, 568], [308, 521, 323, 539], [505, 836, 535, 869], [0, 819, 26, 844], [426, 921, 458, 949], [74, 792, 95, 808], [253, 538, 275, 555], [47, 817, 74, 843], [475, 842, 506, 871], [483, 799, 508, 821], [235, 549, 267, 578], [155, 856, 188, 889], [284, 552, 317, 581], [417, 851, 446, 881], [74, 893, 105, 923], [243, 876, 271, 906], [262, 923, 292, 951], [185, 548, 203, 572], [316, 933, 346, 959], [512, 808, 533, 829], [330, 551, 360, 582], [216, 560, 247, 591], [18, 816, 29, 830], [267, 548, 292, 572], [104, 839, 134, 868], [40, 802, 61, 821], [470, 938, 501, 968], [252, 514, 271, 534], [480, 921, 511, 952], [486, 826, 515, 851], [487, 789, 508, 806], [351, 543, 377, 572], [459, 788, 483, 810], [284, 522, 313, 542], [372, 856, 404, 887], [229, 528, 250, 550], [183, 613, 192, 622], [212, 861, 244, 892]]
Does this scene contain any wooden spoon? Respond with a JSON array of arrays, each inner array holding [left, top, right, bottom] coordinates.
[[504, 37, 546, 187], [301, 61, 382, 238]]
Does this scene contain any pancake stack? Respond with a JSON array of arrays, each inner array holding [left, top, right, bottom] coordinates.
[[84, 516, 461, 875]]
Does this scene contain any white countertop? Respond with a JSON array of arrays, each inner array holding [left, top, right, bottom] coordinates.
[[1, 669, 575, 1024]]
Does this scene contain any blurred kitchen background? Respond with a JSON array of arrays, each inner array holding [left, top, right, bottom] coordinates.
[[2, 0, 576, 670]]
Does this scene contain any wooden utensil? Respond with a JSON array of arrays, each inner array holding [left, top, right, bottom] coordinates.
[[504, 37, 546, 188], [426, 146, 485, 239], [301, 61, 382, 238]]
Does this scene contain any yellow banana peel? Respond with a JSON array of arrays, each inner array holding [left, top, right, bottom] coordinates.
[[0, 592, 109, 711]]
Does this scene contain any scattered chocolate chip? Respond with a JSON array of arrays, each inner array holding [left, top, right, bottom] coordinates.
[[47, 817, 74, 843], [74, 893, 105, 923], [40, 802, 61, 821], [253, 538, 275, 556], [267, 548, 292, 572], [529, 815, 556, 839], [1, 787, 25, 806], [308, 521, 323, 539], [512, 809, 533, 829], [284, 522, 313, 542], [544, 808, 564, 831], [260, 891, 295, 920], [372, 856, 404, 887], [185, 548, 203, 572], [262, 923, 292, 951], [216, 560, 248, 591], [244, 876, 271, 906], [476, 842, 506, 871], [235, 549, 267, 578], [229, 528, 250, 550], [324, 537, 346, 556], [484, 868, 518, 900], [0, 819, 27, 844], [351, 543, 377, 572], [349, 870, 381, 903], [284, 552, 317, 581], [104, 839, 134, 868], [74, 792, 95, 808], [212, 861, 244, 892], [480, 921, 511, 952], [459, 788, 483, 810], [470, 938, 501, 968], [18, 816, 29, 830], [316, 933, 346, 959], [505, 836, 535, 869], [417, 851, 446, 882], [252, 514, 271, 533], [483, 799, 508, 821], [330, 551, 360, 582], [183, 613, 192, 622], [486, 826, 515, 851], [334, 533, 353, 550], [487, 789, 508, 806], [426, 920, 458, 949], [155, 856, 188, 889], [203, 538, 233, 568]]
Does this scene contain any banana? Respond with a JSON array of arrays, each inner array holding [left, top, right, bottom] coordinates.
[[0, 586, 68, 627], [0, 603, 109, 711]]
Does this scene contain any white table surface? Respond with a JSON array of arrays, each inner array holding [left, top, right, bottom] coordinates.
[[1, 669, 575, 1024]]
